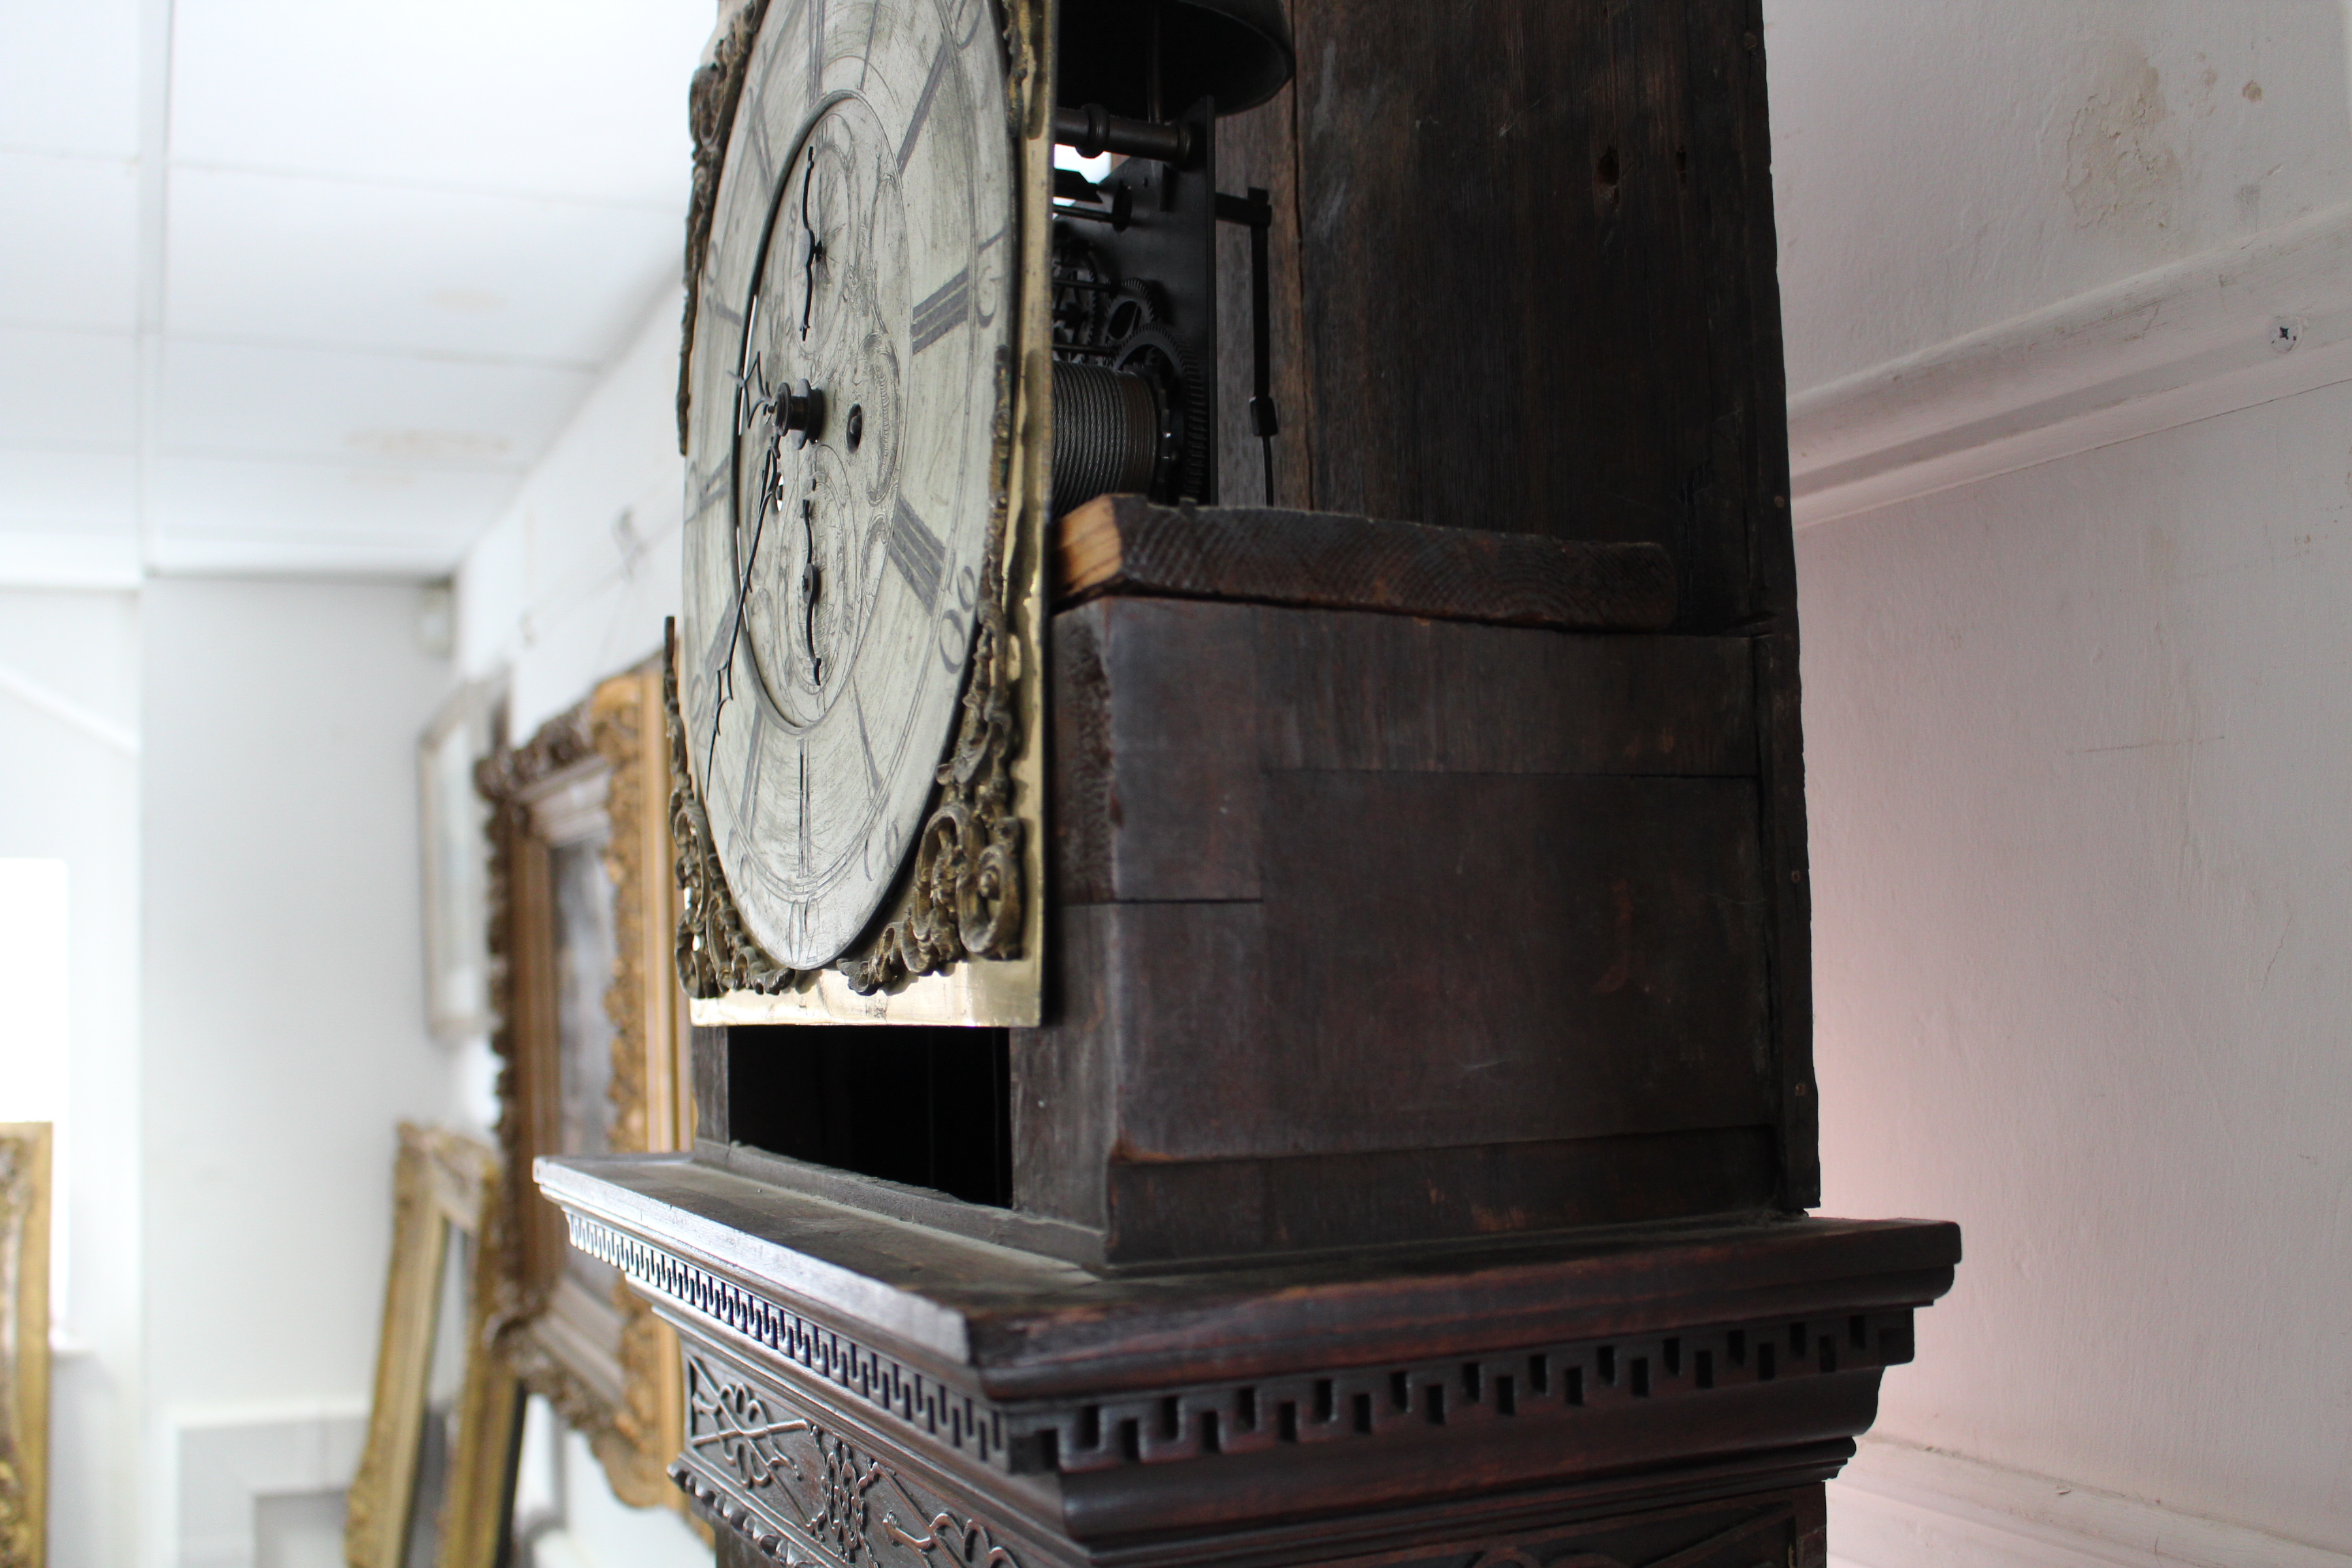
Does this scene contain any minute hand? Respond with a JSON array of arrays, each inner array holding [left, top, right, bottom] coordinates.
[[708, 428, 784, 786]]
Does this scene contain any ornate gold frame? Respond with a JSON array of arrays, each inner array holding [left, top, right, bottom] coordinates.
[[670, 0, 1054, 1030], [0, 1124, 50, 1568], [346, 1124, 521, 1568], [480, 666, 692, 1511]]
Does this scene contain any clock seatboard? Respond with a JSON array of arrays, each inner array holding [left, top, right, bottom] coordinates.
[[678, 0, 1050, 1026]]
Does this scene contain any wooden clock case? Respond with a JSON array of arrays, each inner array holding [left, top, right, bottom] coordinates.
[[539, 3, 1960, 1565]]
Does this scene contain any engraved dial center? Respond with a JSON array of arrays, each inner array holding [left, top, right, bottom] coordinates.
[[734, 101, 908, 734]]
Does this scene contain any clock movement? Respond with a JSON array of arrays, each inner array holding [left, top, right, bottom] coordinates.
[[550, 2, 1961, 1564]]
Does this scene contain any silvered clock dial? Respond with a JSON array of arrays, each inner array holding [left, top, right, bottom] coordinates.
[[678, 0, 1049, 1018]]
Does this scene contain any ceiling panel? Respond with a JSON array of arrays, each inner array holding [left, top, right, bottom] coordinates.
[[152, 454, 519, 574], [0, 450, 138, 535], [0, 326, 137, 451], [0, 0, 140, 158], [167, 166, 676, 363], [169, 0, 713, 206], [159, 338, 594, 467], [0, 152, 139, 331]]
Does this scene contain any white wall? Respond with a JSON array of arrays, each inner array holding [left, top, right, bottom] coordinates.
[[1803, 389, 2352, 1554], [0, 587, 142, 1568], [1767, 1, 2352, 1561], [457, 287, 686, 737], [140, 578, 461, 1565], [1767, 0, 2352, 393]]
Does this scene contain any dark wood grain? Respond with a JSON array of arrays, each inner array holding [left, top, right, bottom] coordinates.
[[1057, 493, 1677, 631], [1102, 1129, 1778, 1260], [1255, 772, 1772, 1153], [1024, 596, 1782, 1260], [1755, 632, 1818, 1209], [1286, 0, 1791, 638], [1254, 613, 1756, 777], [1216, 15, 1318, 512], [1051, 597, 1264, 906], [690, 1022, 728, 1145], [1049, 596, 1756, 904], [1011, 907, 1118, 1235]]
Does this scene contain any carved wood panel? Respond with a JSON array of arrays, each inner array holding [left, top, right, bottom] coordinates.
[[672, 1345, 1041, 1568]]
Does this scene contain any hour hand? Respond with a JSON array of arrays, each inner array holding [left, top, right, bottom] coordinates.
[[800, 497, 824, 685]]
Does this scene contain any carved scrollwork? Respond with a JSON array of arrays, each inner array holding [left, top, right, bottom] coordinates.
[[880, 1510, 1021, 1568], [689, 1362, 811, 1490], [678, 1353, 1029, 1568], [841, 591, 1024, 994], [810, 1437, 885, 1561]]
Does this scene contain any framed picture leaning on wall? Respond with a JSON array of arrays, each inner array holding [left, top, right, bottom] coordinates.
[[478, 662, 693, 1511], [419, 678, 506, 1043], [346, 1123, 521, 1568]]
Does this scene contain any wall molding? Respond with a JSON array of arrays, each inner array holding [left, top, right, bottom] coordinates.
[[175, 1405, 368, 1568], [1788, 201, 2352, 527], [1827, 1438, 2352, 1568]]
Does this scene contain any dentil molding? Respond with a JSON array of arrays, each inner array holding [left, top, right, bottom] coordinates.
[[1789, 201, 2352, 527], [1827, 1438, 2352, 1568]]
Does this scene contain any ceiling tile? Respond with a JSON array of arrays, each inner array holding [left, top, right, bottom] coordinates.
[[152, 454, 519, 575], [159, 338, 594, 468], [0, 327, 137, 451], [0, 450, 138, 535], [170, 0, 711, 206], [0, 0, 140, 159], [167, 166, 676, 363], [0, 152, 140, 331]]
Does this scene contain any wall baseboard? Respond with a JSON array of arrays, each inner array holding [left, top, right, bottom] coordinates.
[[176, 1405, 368, 1568], [1788, 202, 2352, 528], [1827, 1439, 2352, 1568]]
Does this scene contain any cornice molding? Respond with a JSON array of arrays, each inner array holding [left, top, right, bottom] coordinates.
[[566, 1207, 1922, 1480], [1790, 201, 2352, 528]]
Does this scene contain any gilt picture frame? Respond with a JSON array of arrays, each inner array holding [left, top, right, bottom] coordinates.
[[345, 1123, 521, 1568], [480, 664, 693, 1512], [0, 1123, 51, 1568]]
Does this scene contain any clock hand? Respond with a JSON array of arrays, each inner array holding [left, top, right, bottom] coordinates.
[[800, 495, 823, 685], [800, 163, 821, 342], [707, 425, 785, 786]]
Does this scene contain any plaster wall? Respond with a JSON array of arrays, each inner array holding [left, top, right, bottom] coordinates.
[[1802, 387, 2352, 1552], [1766, 0, 2352, 393], [1766, 0, 2352, 1557], [139, 578, 461, 1564], [0, 587, 141, 1568]]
